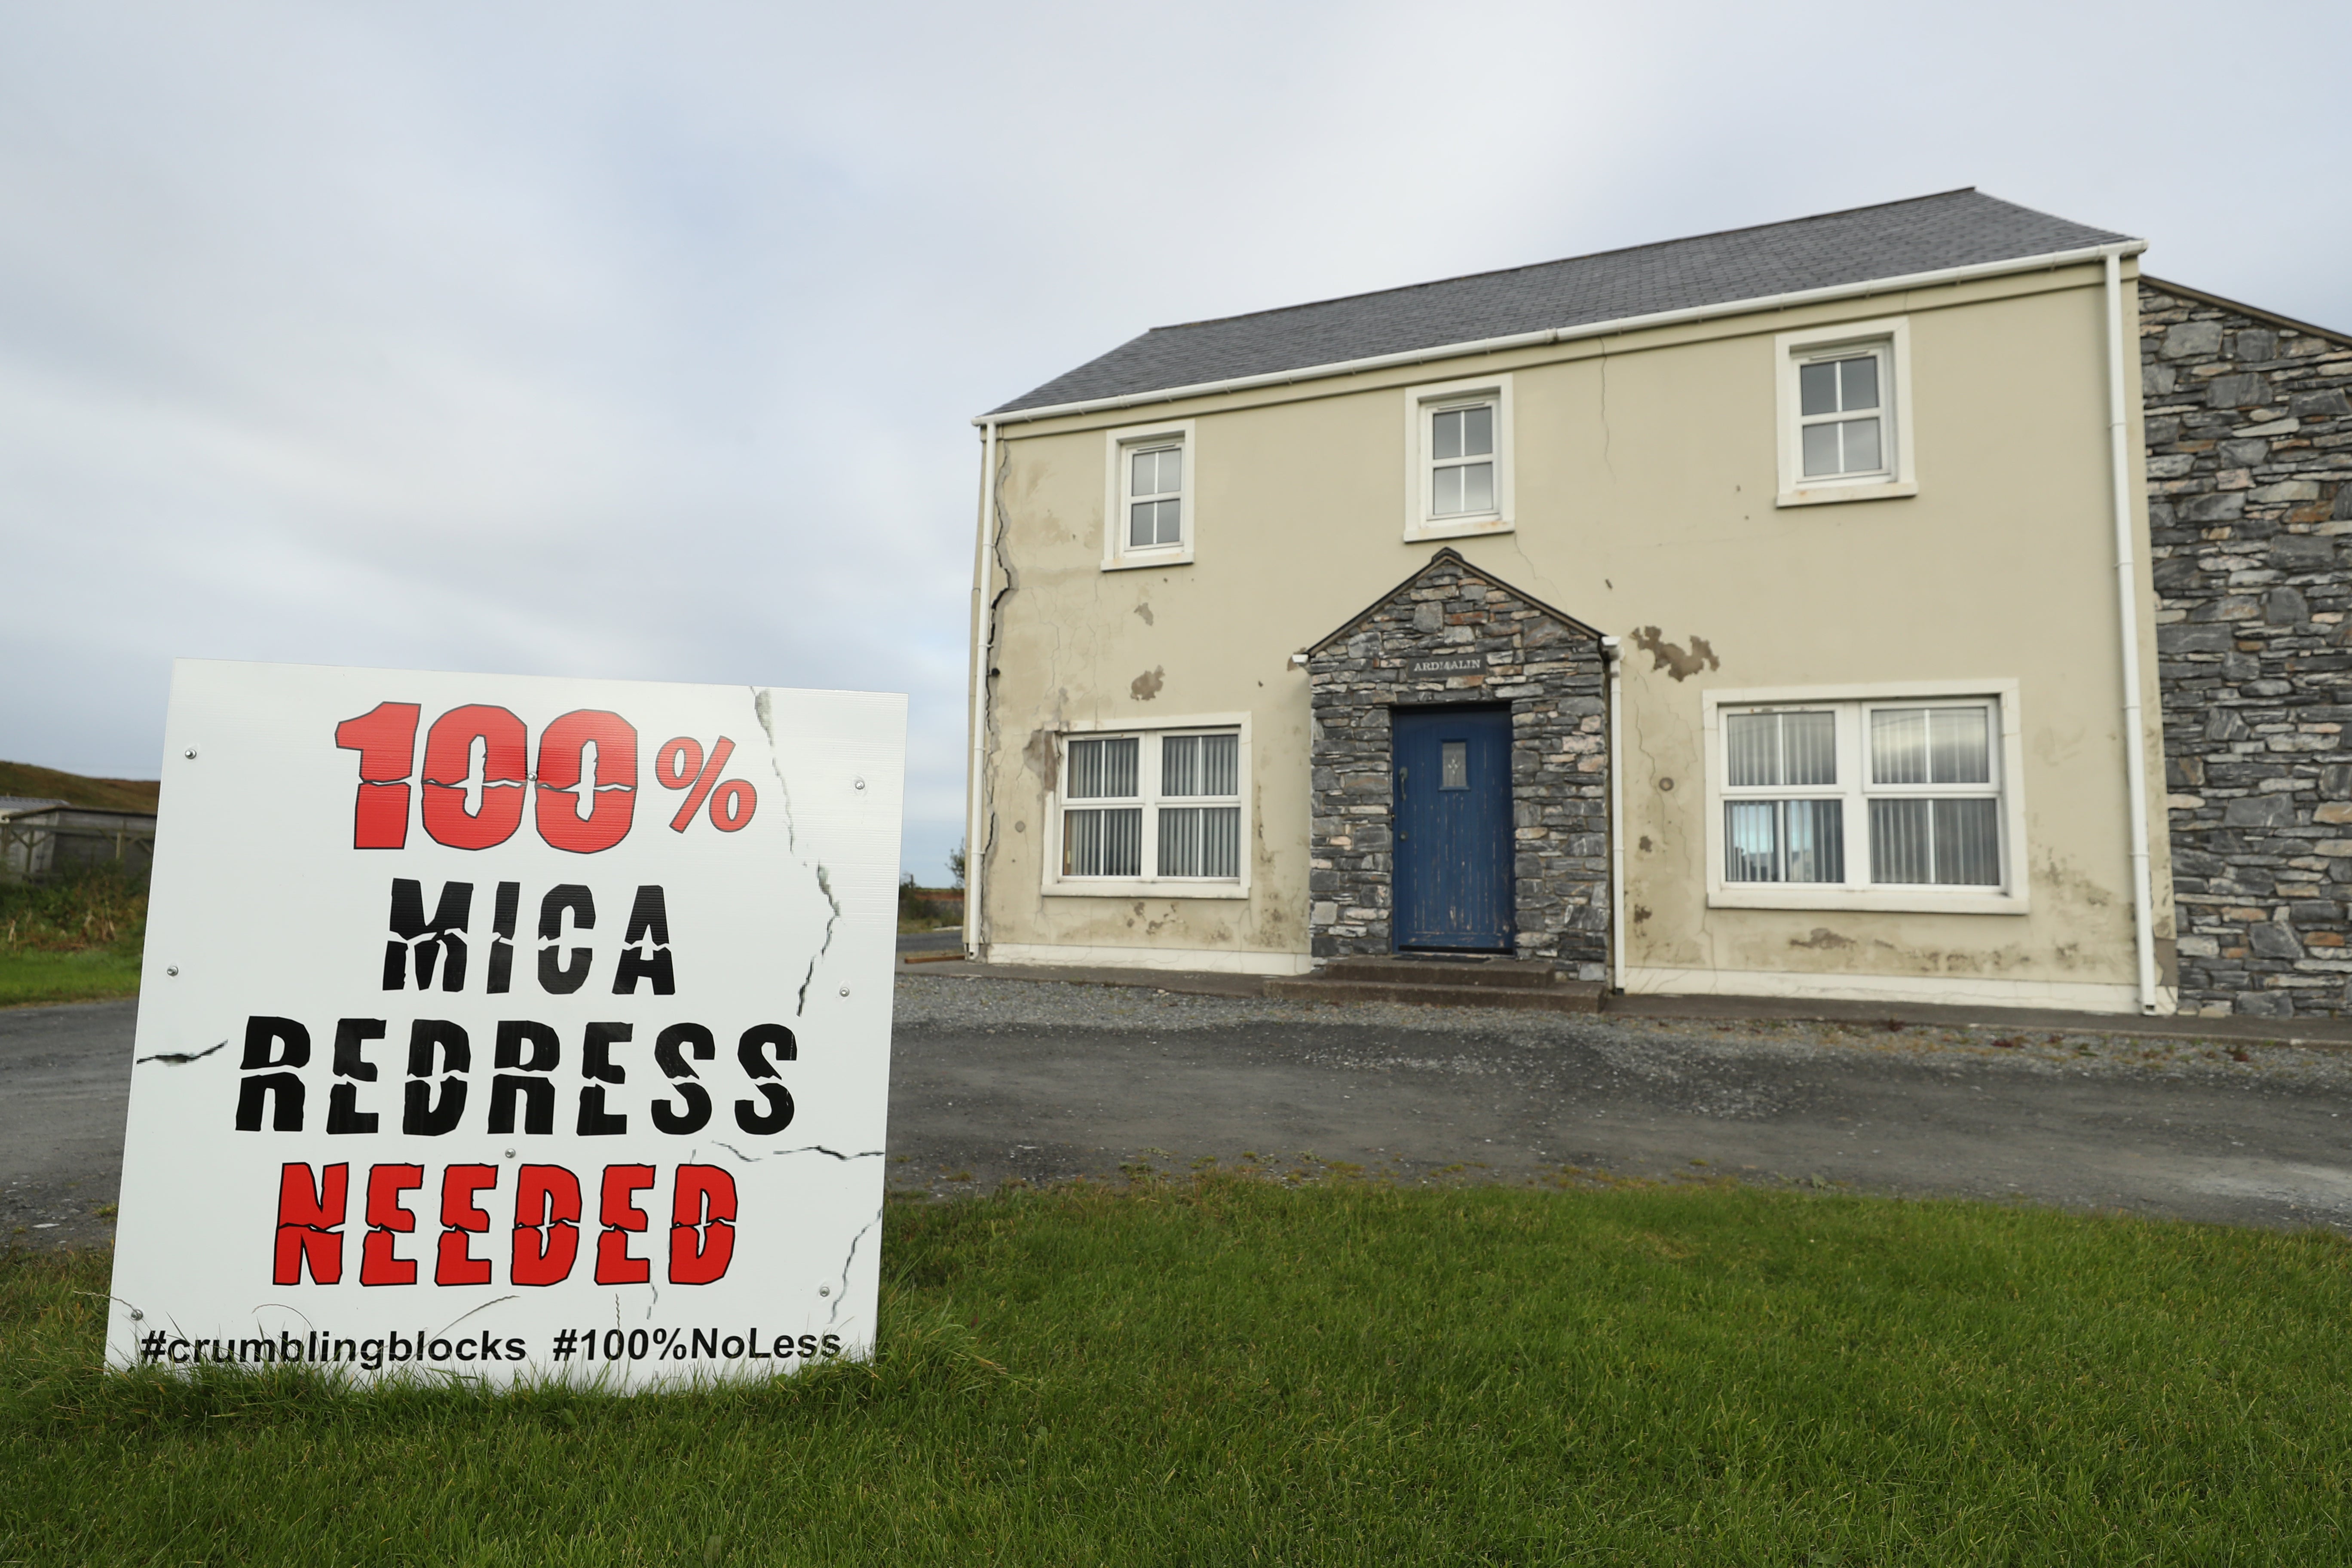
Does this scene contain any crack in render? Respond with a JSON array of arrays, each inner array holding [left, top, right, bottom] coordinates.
[[829, 1205, 883, 1326], [975, 436, 1017, 949], [136, 1040, 226, 1066], [794, 864, 841, 1017], [1598, 338, 1617, 483]]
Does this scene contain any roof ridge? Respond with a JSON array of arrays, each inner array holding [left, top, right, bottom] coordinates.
[[1149, 188, 1988, 334]]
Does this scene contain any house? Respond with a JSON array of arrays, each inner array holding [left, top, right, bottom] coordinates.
[[960, 190, 2352, 1019]]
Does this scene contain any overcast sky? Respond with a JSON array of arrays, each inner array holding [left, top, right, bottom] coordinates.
[[4, 0, 2346, 879]]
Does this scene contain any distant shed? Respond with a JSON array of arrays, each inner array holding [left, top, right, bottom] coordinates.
[[0, 800, 156, 883]]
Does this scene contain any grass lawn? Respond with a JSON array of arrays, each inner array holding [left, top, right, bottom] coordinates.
[[6, 1178, 2349, 1564], [0, 945, 140, 1007]]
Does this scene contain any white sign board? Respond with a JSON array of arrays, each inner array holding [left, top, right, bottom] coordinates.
[[107, 660, 904, 1388]]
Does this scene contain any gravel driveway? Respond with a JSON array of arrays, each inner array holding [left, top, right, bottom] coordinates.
[[889, 974, 2352, 1231], [11, 976, 2352, 1252]]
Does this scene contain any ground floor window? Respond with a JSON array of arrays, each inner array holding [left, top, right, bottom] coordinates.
[[1057, 727, 1241, 886], [1717, 695, 2008, 895]]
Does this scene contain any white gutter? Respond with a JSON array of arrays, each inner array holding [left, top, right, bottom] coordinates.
[[963, 419, 999, 959], [976, 240, 2147, 428], [2105, 252, 2161, 1014], [1604, 636, 1625, 992]]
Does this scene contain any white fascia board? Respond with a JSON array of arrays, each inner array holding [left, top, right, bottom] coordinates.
[[974, 240, 2147, 429]]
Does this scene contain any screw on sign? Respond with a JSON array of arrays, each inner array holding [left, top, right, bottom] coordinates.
[[654, 737, 757, 833]]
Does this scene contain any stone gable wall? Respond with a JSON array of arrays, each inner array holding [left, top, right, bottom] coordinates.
[[2144, 281, 2352, 1016], [1304, 555, 1611, 976]]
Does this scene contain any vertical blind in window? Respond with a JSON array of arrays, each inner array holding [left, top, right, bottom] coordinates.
[[1063, 736, 1141, 877], [1718, 701, 2005, 893], [1867, 707, 1999, 885], [1722, 710, 1845, 884], [1060, 731, 1241, 881], [1158, 733, 1239, 878]]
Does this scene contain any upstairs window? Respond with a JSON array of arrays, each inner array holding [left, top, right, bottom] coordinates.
[[1774, 318, 1915, 507], [1404, 374, 1514, 541], [1102, 420, 1195, 570], [1127, 443, 1183, 548], [1798, 349, 1886, 480], [1429, 402, 1495, 518]]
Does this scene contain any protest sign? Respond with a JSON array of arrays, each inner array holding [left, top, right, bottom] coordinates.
[[107, 660, 904, 1388]]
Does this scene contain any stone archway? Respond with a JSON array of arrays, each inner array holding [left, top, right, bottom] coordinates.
[[1302, 548, 1612, 979]]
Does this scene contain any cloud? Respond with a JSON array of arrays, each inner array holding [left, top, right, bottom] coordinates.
[[0, 0, 2344, 879]]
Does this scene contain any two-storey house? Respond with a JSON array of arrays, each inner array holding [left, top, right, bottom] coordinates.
[[960, 190, 2352, 1020]]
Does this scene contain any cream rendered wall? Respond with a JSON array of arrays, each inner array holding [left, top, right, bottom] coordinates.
[[972, 263, 2172, 1007]]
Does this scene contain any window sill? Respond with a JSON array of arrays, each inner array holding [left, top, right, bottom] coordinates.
[[1404, 514, 1513, 544], [1102, 548, 1193, 573], [1775, 480, 1917, 509], [1708, 886, 2027, 916], [1043, 880, 1247, 900]]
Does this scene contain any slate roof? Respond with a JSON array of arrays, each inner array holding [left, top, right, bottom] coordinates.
[[990, 189, 2136, 416]]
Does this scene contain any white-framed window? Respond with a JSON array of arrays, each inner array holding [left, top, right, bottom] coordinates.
[[1403, 374, 1513, 541], [1774, 317, 1916, 508], [1102, 418, 1195, 570], [1045, 715, 1249, 897], [1703, 681, 2025, 915]]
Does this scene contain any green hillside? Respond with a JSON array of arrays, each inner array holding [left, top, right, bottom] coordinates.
[[0, 760, 159, 813]]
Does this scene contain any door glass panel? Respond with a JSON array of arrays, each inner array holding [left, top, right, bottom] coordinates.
[[1440, 741, 1468, 790]]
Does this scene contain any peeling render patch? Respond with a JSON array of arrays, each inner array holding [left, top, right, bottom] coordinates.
[[795, 866, 842, 1018], [1130, 666, 1164, 701], [1133, 601, 1155, 625], [1629, 626, 1721, 681], [136, 1040, 226, 1066]]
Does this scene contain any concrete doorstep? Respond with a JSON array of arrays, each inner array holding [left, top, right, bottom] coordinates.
[[902, 952, 2352, 1050]]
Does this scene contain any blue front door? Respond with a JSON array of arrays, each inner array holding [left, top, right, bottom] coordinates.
[[1393, 705, 1513, 952]]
